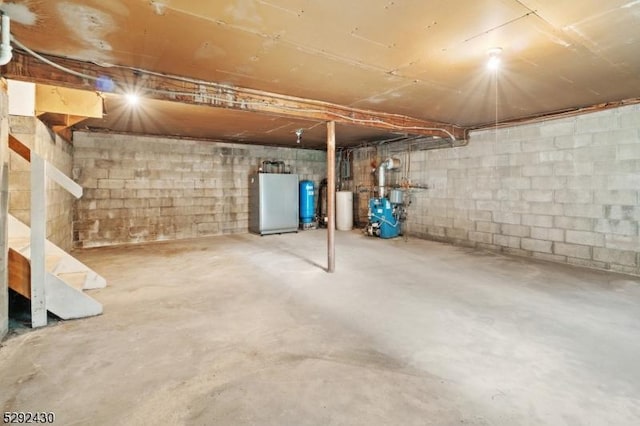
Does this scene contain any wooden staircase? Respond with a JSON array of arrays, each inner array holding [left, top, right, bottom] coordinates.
[[7, 134, 106, 326], [7, 214, 105, 320]]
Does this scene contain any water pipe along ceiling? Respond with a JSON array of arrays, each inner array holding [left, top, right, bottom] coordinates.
[[1, 0, 640, 148]]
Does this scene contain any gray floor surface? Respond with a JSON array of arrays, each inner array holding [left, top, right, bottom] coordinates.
[[1, 230, 639, 425]]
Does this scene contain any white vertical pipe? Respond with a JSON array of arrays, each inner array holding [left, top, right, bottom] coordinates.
[[30, 154, 47, 327], [0, 14, 12, 66], [378, 162, 386, 198]]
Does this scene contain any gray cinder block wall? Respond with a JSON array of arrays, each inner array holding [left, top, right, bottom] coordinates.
[[402, 104, 639, 276], [73, 132, 326, 248], [337, 146, 377, 226], [0, 81, 9, 340], [8, 116, 74, 251]]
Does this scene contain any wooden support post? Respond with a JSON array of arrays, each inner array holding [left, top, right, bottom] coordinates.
[[0, 163, 8, 333], [327, 121, 336, 273], [30, 154, 47, 328]]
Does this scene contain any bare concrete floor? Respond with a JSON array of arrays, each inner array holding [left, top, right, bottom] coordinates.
[[1, 230, 640, 425]]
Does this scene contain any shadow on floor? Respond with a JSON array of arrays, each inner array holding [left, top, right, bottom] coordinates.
[[5, 289, 60, 339]]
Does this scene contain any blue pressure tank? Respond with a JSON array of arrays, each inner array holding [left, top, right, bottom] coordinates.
[[299, 180, 315, 224]]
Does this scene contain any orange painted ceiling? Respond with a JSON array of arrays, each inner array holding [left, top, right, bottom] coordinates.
[[2, 0, 640, 147]]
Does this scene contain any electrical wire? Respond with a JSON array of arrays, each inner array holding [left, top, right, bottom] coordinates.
[[144, 86, 458, 140], [11, 36, 100, 82], [12, 35, 459, 140]]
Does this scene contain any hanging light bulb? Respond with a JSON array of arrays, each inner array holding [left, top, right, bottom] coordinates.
[[295, 129, 303, 144], [487, 47, 502, 71], [125, 92, 140, 106]]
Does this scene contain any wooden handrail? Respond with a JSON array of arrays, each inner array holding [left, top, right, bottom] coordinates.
[[8, 134, 31, 162]]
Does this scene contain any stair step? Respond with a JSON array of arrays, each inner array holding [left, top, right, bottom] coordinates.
[[7, 237, 30, 252], [7, 213, 106, 323], [8, 214, 107, 290], [55, 272, 87, 292], [46, 254, 63, 272]]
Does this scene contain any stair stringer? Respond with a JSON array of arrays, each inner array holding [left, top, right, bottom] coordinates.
[[45, 273, 103, 320], [8, 214, 107, 290]]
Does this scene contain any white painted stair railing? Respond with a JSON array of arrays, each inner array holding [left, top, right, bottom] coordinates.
[[8, 214, 106, 321], [8, 135, 106, 327], [8, 215, 106, 290]]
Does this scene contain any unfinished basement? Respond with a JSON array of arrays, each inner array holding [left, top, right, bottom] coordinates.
[[0, 1, 639, 425]]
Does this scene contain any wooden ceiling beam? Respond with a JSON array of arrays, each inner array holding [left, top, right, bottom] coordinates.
[[37, 112, 87, 128], [35, 83, 103, 118], [2, 51, 467, 141]]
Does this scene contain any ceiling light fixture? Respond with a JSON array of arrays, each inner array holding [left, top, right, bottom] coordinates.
[[487, 47, 502, 71], [295, 128, 303, 144], [125, 92, 140, 106], [11, 36, 460, 142]]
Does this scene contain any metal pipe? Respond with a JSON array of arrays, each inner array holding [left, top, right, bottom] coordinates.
[[12, 36, 100, 81], [0, 14, 13, 66], [327, 121, 336, 273], [378, 162, 386, 198], [378, 158, 400, 198]]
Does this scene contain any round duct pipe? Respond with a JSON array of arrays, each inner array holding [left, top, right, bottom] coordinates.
[[377, 157, 400, 198]]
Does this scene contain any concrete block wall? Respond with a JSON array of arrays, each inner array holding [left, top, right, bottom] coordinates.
[[340, 147, 377, 226], [346, 145, 422, 228], [73, 132, 326, 247], [403, 104, 640, 276], [8, 117, 75, 251], [0, 80, 9, 340]]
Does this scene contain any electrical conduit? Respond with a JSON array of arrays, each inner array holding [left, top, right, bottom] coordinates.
[[0, 14, 12, 66]]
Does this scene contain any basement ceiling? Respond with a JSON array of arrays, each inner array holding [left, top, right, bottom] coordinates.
[[90, 94, 403, 149], [2, 0, 640, 147]]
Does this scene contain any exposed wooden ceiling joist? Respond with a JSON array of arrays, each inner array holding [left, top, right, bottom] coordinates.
[[2, 51, 467, 141]]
